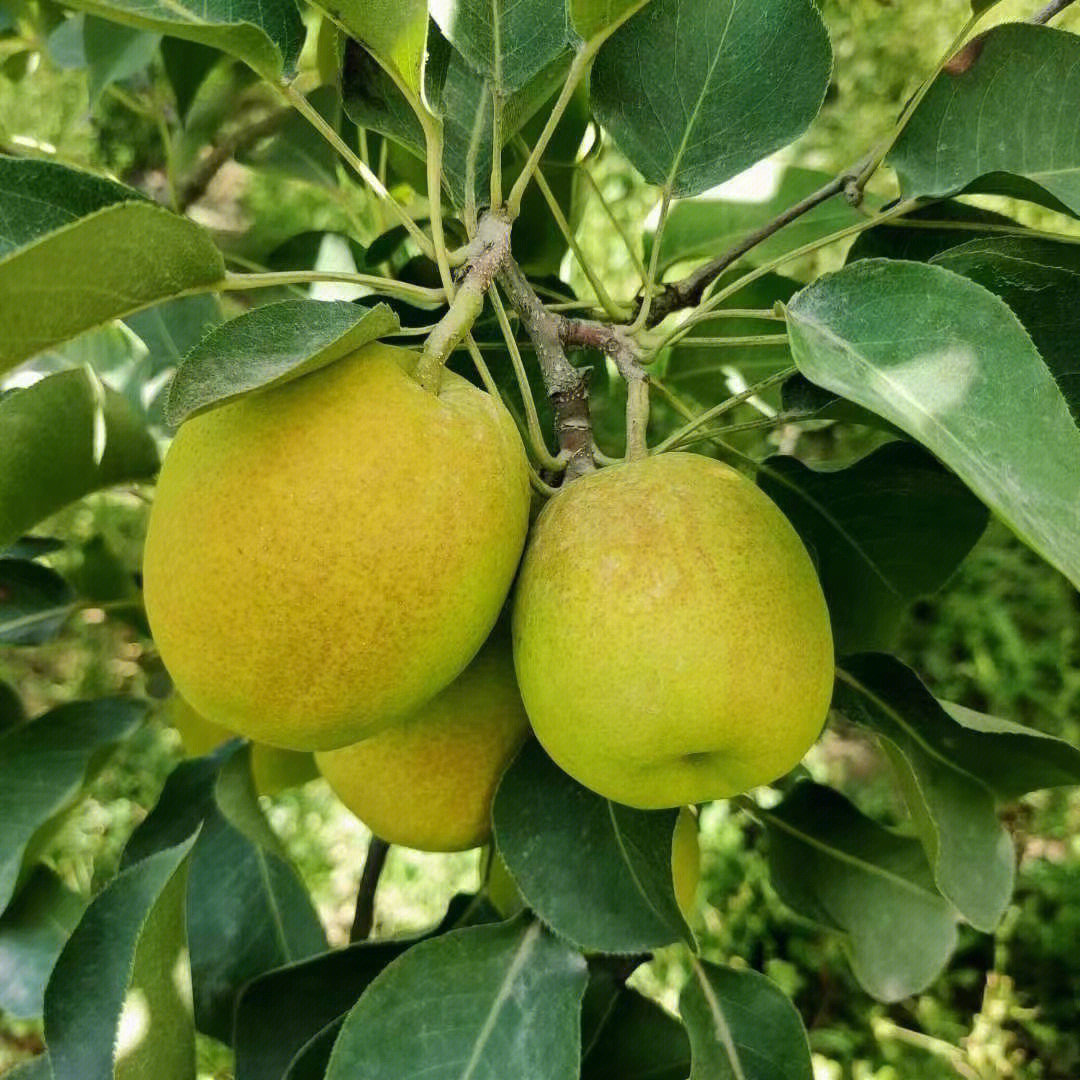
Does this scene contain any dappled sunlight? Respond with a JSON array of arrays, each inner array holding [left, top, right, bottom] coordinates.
[[114, 987, 149, 1062]]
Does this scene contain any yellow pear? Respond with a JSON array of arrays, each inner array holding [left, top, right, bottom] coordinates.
[[672, 808, 700, 921], [512, 452, 834, 809], [315, 633, 530, 852], [144, 343, 530, 751], [167, 695, 318, 796]]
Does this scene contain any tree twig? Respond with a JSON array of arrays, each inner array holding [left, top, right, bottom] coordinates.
[[1031, 0, 1077, 22], [498, 260, 597, 480], [349, 836, 390, 943], [642, 155, 871, 327], [178, 108, 289, 210]]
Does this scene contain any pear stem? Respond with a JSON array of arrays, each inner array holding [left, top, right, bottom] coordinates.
[[350, 836, 390, 942]]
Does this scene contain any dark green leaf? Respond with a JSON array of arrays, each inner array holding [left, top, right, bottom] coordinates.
[[930, 236, 1080, 421], [0, 680, 24, 731], [759, 442, 988, 654], [165, 299, 398, 426], [764, 782, 958, 1002], [0, 560, 75, 645], [493, 740, 693, 954], [342, 38, 426, 158], [845, 201, 1018, 265], [82, 14, 160, 103], [591, 0, 831, 197], [283, 1020, 342, 1080], [324, 918, 588, 1080], [431, 0, 570, 94], [122, 743, 326, 1042], [890, 24, 1080, 216], [0, 158, 225, 372], [0, 368, 159, 551], [681, 960, 812, 1080], [839, 654, 1080, 804], [235, 939, 417, 1080], [161, 37, 223, 121], [0, 866, 87, 1019], [0, 699, 143, 915], [655, 169, 877, 274], [5, 1056, 53, 1080], [786, 258, 1080, 591], [44, 837, 197, 1080], [582, 982, 690, 1080], [1, 537, 65, 561], [59, 0, 303, 78], [835, 656, 1017, 932]]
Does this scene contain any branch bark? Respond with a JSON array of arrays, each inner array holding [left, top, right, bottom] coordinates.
[[498, 260, 597, 480], [1031, 0, 1077, 23], [641, 156, 871, 327], [349, 836, 390, 942], [178, 108, 289, 210]]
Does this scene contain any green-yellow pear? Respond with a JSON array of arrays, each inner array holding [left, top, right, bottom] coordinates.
[[512, 452, 834, 809], [167, 695, 319, 796], [143, 343, 530, 751], [315, 633, 530, 852], [672, 808, 700, 921]]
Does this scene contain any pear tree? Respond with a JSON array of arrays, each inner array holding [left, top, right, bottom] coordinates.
[[2, 0, 1080, 1076]]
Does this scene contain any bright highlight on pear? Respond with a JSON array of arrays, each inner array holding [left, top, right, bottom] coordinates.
[[512, 452, 834, 809], [143, 343, 531, 752], [315, 633, 530, 852]]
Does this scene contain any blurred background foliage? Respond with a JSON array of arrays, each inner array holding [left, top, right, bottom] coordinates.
[[2, 0, 1080, 1077]]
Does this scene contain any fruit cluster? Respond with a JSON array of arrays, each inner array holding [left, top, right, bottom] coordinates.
[[143, 343, 833, 870]]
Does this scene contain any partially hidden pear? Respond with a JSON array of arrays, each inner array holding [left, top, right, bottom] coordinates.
[[167, 694, 318, 796], [144, 343, 531, 751], [315, 632, 530, 852], [512, 452, 834, 809]]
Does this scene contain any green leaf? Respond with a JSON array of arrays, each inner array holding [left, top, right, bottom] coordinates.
[[0, 866, 88, 1020], [44, 836, 197, 1080], [0, 369, 159, 551], [763, 782, 958, 1002], [82, 15, 160, 103], [122, 743, 326, 1042], [758, 442, 988, 654], [0, 159, 225, 373], [930, 236, 1080, 421], [324, 917, 588, 1080], [1, 537, 65, 561], [431, 0, 570, 94], [493, 740, 693, 954], [590, 0, 831, 197], [840, 654, 1080, 803], [160, 38, 223, 122], [6, 1056, 53, 1080], [654, 169, 876, 275], [681, 961, 812, 1080], [582, 982, 690, 1080], [890, 24, 1080, 216], [165, 300, 399, 426], [845, 201, 1019, 265], [58, 0, 303, 78], [342, 39, 427, 157], [0, 560, 75, 645], [786, 258, 1080, 592], [835, 655, 1015, 933], [310, 0, 428, 100], [0, 699, 143, 915], [569, 0, 652, 43]]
